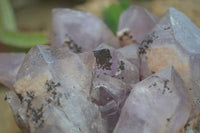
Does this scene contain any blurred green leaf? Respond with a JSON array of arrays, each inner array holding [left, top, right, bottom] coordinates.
[[0, 14, 3, 30], [0, 0, 48, 49], [103, 0, 131, 34], [119, 0, 131, 9], [0, 30, 48, 48], [0, 0, 17, 31]]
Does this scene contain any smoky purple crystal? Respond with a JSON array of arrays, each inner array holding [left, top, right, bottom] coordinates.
[[51, 8, 119, 53], [114, 66, 192, 133], [139, 7, 200, 118]]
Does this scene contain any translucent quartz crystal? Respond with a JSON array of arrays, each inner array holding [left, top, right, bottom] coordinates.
[[114, 66, 192, 133], [6, 45, 131, 133], [118, 5, 158, 44], [9, 45, 107, 133], [4, 6, 200, 133], [90, 74, 131, 133], [78, 45, 137, 132], [117, 44, 139, 69], [93, 44, 139, 84], [51, 8, 119, 52], [77, 44, 139, 85], [0, 53, 25, 89], [139, 8, 200, 118]]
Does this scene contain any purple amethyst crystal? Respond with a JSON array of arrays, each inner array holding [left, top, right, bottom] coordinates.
[[8, 45, 107, 133], [139, 7, 200, 118], [114, 66, 192, 133], [90, 74, 131, 132], [93, 44, 139, 84], [117, 44, 139, 69], [118, 5, 158, 45], [6, 45, 132, 133], [2, 6, 200, 133], [77, 43, 139, 85], [51, 8, 119, 52], [0, 53, 25, 89]]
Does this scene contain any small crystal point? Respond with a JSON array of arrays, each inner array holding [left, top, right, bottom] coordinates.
[[117, 44, 139, 69], [118, 5, 159, 44], [91, 74, 130, 132], [93, 44, 139, 84]]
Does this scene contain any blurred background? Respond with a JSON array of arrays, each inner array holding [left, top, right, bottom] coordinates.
[[0, 0, 200, 132]]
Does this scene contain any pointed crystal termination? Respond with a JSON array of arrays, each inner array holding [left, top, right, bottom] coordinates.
[[8, 45, 107, 133], [93, 44, 139, 84], [117, 44, 139, 69], [139, 7, 200, 117], [51, 8, 119, 53], [117, 5, 158, 45], [90, 74, 131, 133], [78, 46, 134, 133], [113, 66, 192, 133], [0, 53, 25, 89]]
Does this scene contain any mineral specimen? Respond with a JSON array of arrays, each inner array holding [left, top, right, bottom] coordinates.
[[114, 66, 192, 133], [0, 53, 25, 89], [9, 45, 106, 133], [1, 5, 200, 133], [139, 7, 200, 118], [118, 5, 158, 45], [6, 45, 132, 133], [51, 8, 119, 52]]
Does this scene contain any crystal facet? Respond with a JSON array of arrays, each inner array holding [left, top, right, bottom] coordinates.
[[51, 9, 119, 52], [117, 44, 139, 69], [139, 8, 200, 117], [114, 66, 192, 133], [90, 74, 131, 132], [10, 45, 107, 133], [7, 45, 132, 133], [0, 53, 25, 89], [93, 44, 139, 84], [118, 5, 158, 44]]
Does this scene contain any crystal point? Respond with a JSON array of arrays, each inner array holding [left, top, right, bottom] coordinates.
[[9, 45, 107, 133], [51, 8, 119, 52], [93, 44, 139, 84], [139, 8, 200, 117], [118, 5, 158, 44], [114, 66, 192, 133], [117, 44, 139, 68], [91, 74, 130, 132]]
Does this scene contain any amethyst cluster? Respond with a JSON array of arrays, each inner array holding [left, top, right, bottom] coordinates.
[[0, 5, 200, 133]]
